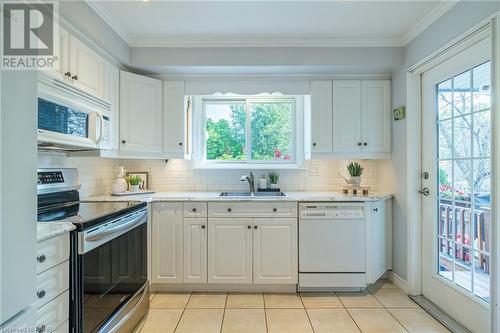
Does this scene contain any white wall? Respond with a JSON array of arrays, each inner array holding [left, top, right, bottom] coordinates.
[[389, 1, 500, 281], [1, 71, 38, 324]]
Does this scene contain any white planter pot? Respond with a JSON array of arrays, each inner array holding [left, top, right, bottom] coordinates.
[[350, 176, 361, 187], [130, 184, 140, 192], [270, 183, 279, 189]]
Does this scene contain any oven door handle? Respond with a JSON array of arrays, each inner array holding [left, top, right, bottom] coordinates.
[[85, 211, 147, 242]]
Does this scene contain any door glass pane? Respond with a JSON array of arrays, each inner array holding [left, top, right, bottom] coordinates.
[[435, 61, 491, 302]]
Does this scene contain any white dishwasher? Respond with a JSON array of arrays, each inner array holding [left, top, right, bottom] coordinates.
[[298, 203, 366, 291]]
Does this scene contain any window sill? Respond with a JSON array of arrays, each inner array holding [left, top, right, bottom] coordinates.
[[192, 163, 305, 170]]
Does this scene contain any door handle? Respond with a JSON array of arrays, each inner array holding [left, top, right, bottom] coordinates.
[[419, 187, 430, 196]]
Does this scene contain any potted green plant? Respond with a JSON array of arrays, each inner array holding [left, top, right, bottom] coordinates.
[[125, 175, 142, 192], [347, 162, 363, 187], [268, 171, 280, 189]]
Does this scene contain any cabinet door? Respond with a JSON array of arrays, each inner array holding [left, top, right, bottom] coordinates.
[[183, 218, 207, 283], [361, 80, 391, 153], [371, 201, 387, 282], [101, 61, 119, 150], [120, 71, 163, 153], [69, 35, 105, 97], [310, 80, 333, 153], [253, 218, 297, 284], [50, 26, 69, 80], [152, 203, 183, 283], [332, 80, 362, 152], [208, 218, 252, 284], [163, 81, 185, 155]]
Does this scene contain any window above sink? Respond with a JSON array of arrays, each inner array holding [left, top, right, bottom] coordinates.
[[191, 94, 306, 169]]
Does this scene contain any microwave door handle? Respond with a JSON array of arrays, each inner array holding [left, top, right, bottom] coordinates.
[[95, 112, 104, 144]]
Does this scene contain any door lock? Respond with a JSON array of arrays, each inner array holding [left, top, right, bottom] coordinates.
[[419, 187, 430, 196], [423, 171, 430, 180]]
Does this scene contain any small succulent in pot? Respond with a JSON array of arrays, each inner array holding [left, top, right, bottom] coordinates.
[[346, 162, 363, 187], [125, 175, 142, 192], [268, 171, 280, 189]]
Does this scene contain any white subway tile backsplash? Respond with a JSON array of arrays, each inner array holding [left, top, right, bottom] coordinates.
[[39, 153, 381, 196]]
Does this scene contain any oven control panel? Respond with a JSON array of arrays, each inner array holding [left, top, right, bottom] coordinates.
[[38, 171, 64, 184]]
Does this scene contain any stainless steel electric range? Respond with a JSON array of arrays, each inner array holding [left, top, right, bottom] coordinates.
[[37, 168, 149, 333]]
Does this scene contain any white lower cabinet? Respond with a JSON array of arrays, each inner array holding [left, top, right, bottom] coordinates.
[[208, 218, 253, 284], [151, 202, 299, 286], [253, 218, 297, 284], [152, 203, 183, 283], [183, 218, 207, 283]]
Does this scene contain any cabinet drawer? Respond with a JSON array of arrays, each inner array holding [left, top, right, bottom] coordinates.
[[37, 234, 70, 274], [34, 261, 69, 310], [183, 202, 208, 218], [208, 202, 297, 218], [36, 290, 69, 333]]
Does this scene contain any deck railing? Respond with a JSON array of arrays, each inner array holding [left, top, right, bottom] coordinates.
[[439, 199, 490, 274]]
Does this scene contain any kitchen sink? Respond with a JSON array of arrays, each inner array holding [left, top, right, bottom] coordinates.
[[219, 191, 287, 197]]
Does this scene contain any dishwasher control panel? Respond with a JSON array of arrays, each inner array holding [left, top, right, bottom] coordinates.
[[299, 204, 364, 219]]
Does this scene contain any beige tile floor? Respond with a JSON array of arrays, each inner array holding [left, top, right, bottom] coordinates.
[[139, 279, 451, 333]]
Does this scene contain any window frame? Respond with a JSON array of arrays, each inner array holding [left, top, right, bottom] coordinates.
[[192, 95, 304, 169]]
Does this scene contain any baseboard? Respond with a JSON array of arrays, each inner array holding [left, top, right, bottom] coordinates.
[[387, 271, 409, 293], [151, 283, 297, 293]]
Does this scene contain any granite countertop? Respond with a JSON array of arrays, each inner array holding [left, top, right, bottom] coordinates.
[[83, 191, 393, 203], [37, 222, 76, 242]]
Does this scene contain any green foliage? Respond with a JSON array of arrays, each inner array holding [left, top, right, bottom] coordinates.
[[125, 175, 142, 185], [205, 101, 293, 161], [347, 162, 363, 177], [268, 171, 280, 184]]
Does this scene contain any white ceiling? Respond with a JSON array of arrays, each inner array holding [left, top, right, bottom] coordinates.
[[88, 0, 458, 47]]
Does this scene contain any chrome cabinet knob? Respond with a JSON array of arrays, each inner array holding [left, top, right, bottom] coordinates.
[[227, 208, 232, 212], [248, 225, 251, 229], [201, 225, 206, 229], [192, 208, 197, 212], [72, 75, 78, 80], [273, 208, 277, 212], [121, 140, 126, 144], [254, 225, 258, 229], [37, 255, 46, 263]]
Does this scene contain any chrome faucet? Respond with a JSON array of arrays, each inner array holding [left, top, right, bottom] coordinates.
[[240, 171, 255, 194]]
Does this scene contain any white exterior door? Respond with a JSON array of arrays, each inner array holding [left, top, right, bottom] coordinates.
[[310, 80, 333, 153], [152, 203, 183, 283], [120, 71, 163, 153], [69, 35, 104, 98], [208, 218, 252, 283], [332, 80, 362, 152], [183, 218, 207, 283], [253, 218, 297, 284], [361, 80, 391, 153], [421, 37, 491, 332]]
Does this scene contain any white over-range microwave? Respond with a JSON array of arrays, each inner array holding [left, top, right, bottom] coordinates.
[[37, 73, 112, 151]]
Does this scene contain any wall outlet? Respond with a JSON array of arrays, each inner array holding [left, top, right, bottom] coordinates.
[[309, 166, 320, 176]]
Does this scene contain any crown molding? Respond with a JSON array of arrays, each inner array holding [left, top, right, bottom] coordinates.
[[85, 1, 134, 45], [401, 0, 460, 46], [128, 35, 403, 48]]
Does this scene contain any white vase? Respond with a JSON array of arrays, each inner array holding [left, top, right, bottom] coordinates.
[[112, 178, 128, 194], [270, 183, 279, 189], [350, 176, 361, 187], [130, 184, 140, 192]]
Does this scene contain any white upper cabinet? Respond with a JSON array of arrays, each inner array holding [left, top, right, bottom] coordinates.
[[152, 203, 183, 284], [101, 61, 120, 150], [163, 81, 185, 156], [253, 218, 297, 284], [311, 79, 391, 158], [332, 81, 362, 153], [208, 218, 253, 284], [310, 80, 333, 153], [361, 80, 391, 153], [51, 27, 107, 99], [69, 35, 105, 98], [120, 71, 163, 153]]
